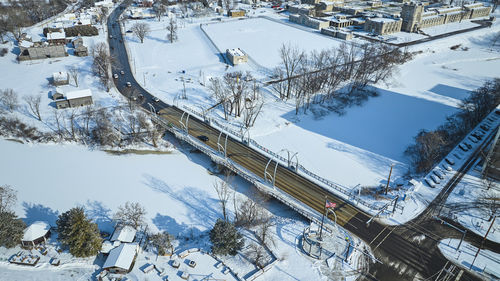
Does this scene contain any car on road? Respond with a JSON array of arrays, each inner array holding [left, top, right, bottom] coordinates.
[[109, 35, 113, 39], [120, 70, 125, 75], [113, 73, 118, 79], [153, 97, 160, 102], [197, 135, 209, 142], [126, 82, 131, 87], [126, 30, 132, 33]]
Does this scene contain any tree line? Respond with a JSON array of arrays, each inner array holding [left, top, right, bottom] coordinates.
[[405, 78, 500, 174], [272, 42, 413, 115]]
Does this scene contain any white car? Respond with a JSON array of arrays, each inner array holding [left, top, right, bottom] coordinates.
[[113, 73, 118, 79], [425, 178, 436, 188], [153, 97, 160, 102], [126, 82, 131, 87], [430, 174, 440, 184]]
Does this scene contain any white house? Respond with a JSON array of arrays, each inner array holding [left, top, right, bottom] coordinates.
[[102, 243, 139, 274]]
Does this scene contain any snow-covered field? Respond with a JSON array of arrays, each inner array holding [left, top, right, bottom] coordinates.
[[203, 17, 343, 68], [0, 138, 331, 281]]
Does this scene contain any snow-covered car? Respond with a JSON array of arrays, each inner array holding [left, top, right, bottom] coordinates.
[[458, 143, 469, 152], [433, 169, 444, 180], [113, 73, 118, 79], [425, 178, 436, 188], [445, 157, 455, 165], [430, 174, 440, 184], [442, 163, 453, 171]]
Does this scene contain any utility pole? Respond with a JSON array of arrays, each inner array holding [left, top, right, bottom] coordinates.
[[319, 195, 327, 241], [471, 216, 496, 269], [385, 164, 394, 195]]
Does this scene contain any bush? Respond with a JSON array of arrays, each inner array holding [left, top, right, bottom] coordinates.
[[64, 25, 98, 37]]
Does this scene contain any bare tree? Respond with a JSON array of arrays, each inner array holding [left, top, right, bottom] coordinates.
[[91, 42, 115, 92], [97, 7, 108, 26], [256, 212, 275, 247], [278, 44, 305, 100], [0, 185, 17, 213], [114, 202, 147, 229], [208, 77, 231, 120], [0, 89, 19, 113], [248, 244, 266, 269], [131, 23, 150, 44], [213, 179, 231, 221], [23, 94, 42, 121], [67, 109, 78, 140], [68, 66, 79, 87], [154, 4, 166, 21], [52, 108, 64, 140], [82, 105, 94, 137], [166, 17, 178, 43], [242, 81, 264, 128]]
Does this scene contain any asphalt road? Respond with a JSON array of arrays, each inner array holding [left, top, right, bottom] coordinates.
[[106, 4, 494, 280]]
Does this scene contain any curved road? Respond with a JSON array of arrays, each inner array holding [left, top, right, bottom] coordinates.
[[106, 3, 498, 281]]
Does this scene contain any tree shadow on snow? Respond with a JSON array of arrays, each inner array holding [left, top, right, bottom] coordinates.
[[143, 174, 220, 231], [21, 202, 59, 226], [84, 200, 114, 233]]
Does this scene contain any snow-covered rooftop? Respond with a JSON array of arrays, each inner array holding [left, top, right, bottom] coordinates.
[[368, 17, 400, 23], [227, 48, 245, 57], [65, 89, 92, 100], [47, 31, 66, 40], [53, 72, 68, 82], [110, 225, 136, 243], [22, 221, 50, 241], [19, 40, 34, 48], [103, 243, 138, 270]]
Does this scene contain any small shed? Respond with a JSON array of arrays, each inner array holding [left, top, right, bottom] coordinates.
[[102, 243, 139, 274], [110, 225, 136, 243], [52, 71, 69, 86], [21, 221, 51, 248]]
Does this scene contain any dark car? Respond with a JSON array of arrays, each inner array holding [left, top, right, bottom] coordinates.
[[197, 135, 209, 142]]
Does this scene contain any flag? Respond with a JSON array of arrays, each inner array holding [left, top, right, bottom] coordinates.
[[326, 201, 336, 208]]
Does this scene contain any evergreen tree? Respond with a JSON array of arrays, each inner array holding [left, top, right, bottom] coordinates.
[[0, 211, 25, 248], [56, 207, 102, 257], [209, 219, 244, 256]]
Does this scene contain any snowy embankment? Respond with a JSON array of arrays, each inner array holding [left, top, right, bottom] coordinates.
[[439, 238, 500, 280], [125, 11, 500, 223]]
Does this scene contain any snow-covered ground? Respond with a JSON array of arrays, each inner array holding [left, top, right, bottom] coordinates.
[[0, 138, 337, 280], [439, 238, 500, 280], [442, 158, 500, 244], [125, 8, 500, 222]]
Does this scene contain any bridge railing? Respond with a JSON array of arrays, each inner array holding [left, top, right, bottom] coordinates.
[[179, 105, 392, 213]]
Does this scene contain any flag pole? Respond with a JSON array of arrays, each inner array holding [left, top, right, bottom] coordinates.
[[319, 195, 327, 241]]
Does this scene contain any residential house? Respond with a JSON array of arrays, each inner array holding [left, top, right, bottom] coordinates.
[[21, 221, 51, 248], [102, 243, 139, 274], [52, 72, 69, 86], [54, 89, 93, 109]]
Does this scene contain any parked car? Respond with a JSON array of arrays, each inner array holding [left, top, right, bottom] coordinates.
[[197, 135, 209, 142], [120, 70, 125, 75], [442, 163, 453, 171], [445, 157, 455, 165], [430, 174, 440, 184], [126, 82, 131, 87], [458, 143, 468, 152], [425, 178, 436, 188], [433, 170, 445, 180], [153, 97, 160, 102], [113, 73, 118, 79]]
